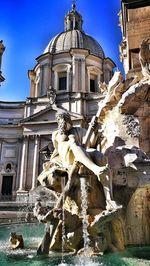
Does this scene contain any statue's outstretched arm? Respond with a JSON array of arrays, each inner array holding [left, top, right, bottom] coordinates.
[[50, 148, 59, 160], [50, 131, 59, 160]]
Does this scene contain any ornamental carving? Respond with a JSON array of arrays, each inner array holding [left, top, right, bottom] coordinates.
[[122, 115, 140, 138], [3, 162, 16, 173], [74, 57, 85, 62]]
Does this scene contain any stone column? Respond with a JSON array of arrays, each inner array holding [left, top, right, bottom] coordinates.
[[0, 139, 2, 161], [54, 71, 58, 90], [67, 65, 71, 92], [17, 137, 28, 192], [39, 65, 44, 95], [97, 74, 100, 83], [87, 69, 90, 92], [81, 58, 86, 92], [97, 74, 100, 92], [42, 63, 51, 95], [31, 136, 39, 190], [16, 140, 23, 190], [72, 56, 79, 92], [28, 70, 36, 97], [36, 74, 40, 97]]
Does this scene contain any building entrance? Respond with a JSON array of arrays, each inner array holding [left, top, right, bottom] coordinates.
[[1, 175, 13, 195]]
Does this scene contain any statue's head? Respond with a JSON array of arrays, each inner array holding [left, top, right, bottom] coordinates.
[[56, 111, 72, 133]]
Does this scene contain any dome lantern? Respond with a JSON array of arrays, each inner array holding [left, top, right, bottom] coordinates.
[[64, 4, 83, 31]]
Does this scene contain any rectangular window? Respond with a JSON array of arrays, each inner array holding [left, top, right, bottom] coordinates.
[[130, 48, 140, 69], [90, 79, 96, 92], [71, 21, 73, 30], [75, 21, 78, 29], [2, 176, 13, 195], [58, 72, 67, 90], [59, 77, 67, 90]]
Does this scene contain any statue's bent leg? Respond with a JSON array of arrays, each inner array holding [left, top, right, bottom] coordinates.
[[88, 150, 122, 211], [69, 140, 106, 176], [37, 218, 59, 255], [100, 173, 122, 211], [55, 162, 80, 209]]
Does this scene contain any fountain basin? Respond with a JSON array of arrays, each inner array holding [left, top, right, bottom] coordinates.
[[0, 223, 150, 266]]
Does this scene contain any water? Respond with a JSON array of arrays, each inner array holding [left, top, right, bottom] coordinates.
[[61, 176, 66, 264], [80, 177, 90, 252], [1, 224, 150, 265]]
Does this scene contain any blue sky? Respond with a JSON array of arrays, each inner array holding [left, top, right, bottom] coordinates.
[[0, 0, 123, 101]]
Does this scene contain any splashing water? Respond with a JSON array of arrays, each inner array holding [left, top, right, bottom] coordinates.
[[58, 256, 103, 266], [58, 255, 102, 266], [61, 176, 66, 264], [80, 177, 90, 252], [74, 256, 103, 266]]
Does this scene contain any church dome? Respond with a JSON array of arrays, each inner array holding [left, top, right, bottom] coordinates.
[[44, 30, 105, 59], [43, 4, 105, 59]]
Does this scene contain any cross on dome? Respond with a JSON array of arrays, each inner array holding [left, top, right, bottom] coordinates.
[[71, 0, 77, 11]]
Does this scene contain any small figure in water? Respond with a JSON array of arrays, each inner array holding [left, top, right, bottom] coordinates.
[[9, 232, 24, 249]]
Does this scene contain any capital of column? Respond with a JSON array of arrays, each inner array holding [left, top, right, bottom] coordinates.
[[34, 135, 39, 144], [67, 65, 71, 73], [23, 135, 30, 141]]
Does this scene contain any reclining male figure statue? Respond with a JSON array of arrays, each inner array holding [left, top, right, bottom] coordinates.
[[39, 111, 120, 212]]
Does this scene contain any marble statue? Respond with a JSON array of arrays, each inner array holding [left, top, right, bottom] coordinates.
[[38, 110, 120, 212], [35, 104, 123, 255]]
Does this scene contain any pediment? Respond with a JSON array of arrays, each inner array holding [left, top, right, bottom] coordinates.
[[20, 105, 83, 124]]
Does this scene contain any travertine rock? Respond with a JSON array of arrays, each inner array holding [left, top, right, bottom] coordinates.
[[125, 185, 150, 245]]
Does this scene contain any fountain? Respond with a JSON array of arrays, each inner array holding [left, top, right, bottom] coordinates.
[[1, 39, 150, 265], [35, 104, 123, 256], [33, 42, 150, 257]]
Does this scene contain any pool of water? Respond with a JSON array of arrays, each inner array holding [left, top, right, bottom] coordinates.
[[0, 223, 150, 266]]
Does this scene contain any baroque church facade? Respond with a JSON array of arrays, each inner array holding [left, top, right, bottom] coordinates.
[[0, 0, 150, 202], [0, 4, 115, 200]]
